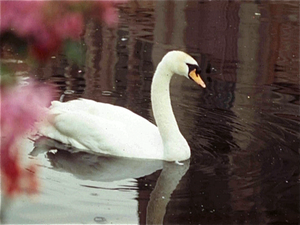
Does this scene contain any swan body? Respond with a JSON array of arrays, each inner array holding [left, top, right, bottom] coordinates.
[[38, 51, 206, 161], [40, 99, 164, 159]]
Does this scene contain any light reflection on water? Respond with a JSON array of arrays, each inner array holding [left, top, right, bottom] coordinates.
[[3, 1, 299, 224]]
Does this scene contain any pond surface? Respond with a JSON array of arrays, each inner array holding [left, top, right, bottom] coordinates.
[[2, 1, 299, 224]]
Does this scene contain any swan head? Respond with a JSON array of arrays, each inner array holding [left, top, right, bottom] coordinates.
[[162, 51, 206, 88]]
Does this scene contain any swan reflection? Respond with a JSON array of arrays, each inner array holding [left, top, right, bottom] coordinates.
[[31, 137, 163, 182], [31, 137, 190, 224], [146, 160, 190, 224]]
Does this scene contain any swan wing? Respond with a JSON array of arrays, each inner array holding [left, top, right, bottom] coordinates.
[[39, 99, 164, 159]]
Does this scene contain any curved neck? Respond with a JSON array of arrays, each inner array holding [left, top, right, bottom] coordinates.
[[151, 61, 190, 161], [151, 62, 180, 139]]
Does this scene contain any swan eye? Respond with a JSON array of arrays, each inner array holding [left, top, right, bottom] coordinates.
[[187, 64, 206, 88], [187, 63, 201, 75]]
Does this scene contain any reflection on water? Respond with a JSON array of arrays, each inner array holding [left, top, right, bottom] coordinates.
[[2, 1, 299, 224], [31, 138, 163, 182]]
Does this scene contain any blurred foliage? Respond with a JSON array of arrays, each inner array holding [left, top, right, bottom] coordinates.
[[0, 1, 125, 87], [0, 63, 16, 88], [63, 39, 86, 66]]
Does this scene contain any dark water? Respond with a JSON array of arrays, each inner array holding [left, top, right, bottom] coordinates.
[[2, 1, 299, 224]]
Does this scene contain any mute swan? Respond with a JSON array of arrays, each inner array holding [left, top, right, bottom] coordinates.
[[38, 51, 206, 161]]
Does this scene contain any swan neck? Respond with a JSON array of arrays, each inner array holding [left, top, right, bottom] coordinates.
[[151, 62, 179, 137], [151, 61, 190, 161]]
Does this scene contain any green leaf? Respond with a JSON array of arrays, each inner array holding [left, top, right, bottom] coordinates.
[[0, 64, 17, 87], [63, 39, 86, 66]]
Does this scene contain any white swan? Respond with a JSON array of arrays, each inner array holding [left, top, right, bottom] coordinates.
[[38, 51, 206, 161]]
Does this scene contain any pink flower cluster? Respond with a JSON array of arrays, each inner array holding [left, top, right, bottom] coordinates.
[[0, 1, 125, 60], [1, 82, 53, 196], [0, 0, 126, 198]]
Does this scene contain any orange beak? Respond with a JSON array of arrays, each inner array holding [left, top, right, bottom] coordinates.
[[189, 69, 206, 88]]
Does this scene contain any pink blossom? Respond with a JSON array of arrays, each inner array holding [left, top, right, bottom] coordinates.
[[0, 1, 45, 36], [53, 13, 84, 41], [102, 4, 119, 26], [0, 1, 126, 61], [1, 81, 53, 196], [92, 1, 127, 27]]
